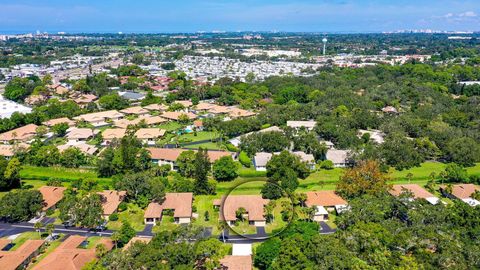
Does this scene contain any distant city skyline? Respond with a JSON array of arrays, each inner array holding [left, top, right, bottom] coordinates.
[[0, 0, 479, 33]]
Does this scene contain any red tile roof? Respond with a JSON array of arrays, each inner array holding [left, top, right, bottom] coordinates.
[[305, 191, 347, 207], [215, 195, 269, 222], [97, 190, 126, 215], [389, 184, 435, 199], [0, 239, 44, 270], [39, 186, 67, 210], [144, 193, 193, 218], [148, 148, 231, 162]]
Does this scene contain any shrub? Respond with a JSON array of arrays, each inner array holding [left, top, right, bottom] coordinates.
[[239, 151, 252, 168], [226, 143, 239, 152], [109, 213, 119, 221], [319, 160, 334, 170], [118, 202, 128, 212], [204, 211, 210, 221]]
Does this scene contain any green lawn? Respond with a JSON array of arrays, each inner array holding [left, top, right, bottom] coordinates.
[[20, 165, 112, 187], [107, 204, 145, 232], [8, 232, 42, 250], [229, 221, 257, 235], [156, 122, 183, 132], [177, 131, 218, 142], [152, 215, 180, 233], [265, 198, 292, 235], [193, 195, 221, 235]]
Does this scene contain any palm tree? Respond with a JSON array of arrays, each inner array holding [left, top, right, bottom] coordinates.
[[111, 232, 120, 249], [46, 223, 55, 237], [217, 221, 228, 243], [34, 222, 44, 237]]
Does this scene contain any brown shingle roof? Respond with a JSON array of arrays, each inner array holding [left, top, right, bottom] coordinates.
[[32, 235, 113, 270], [305, 191, 347, 207], [448, 184, 480, 199], [148, 148, 231, 162], [73, 110, 123, 123], [389, 184, 435, 199], [0, 124, 38, 142], [144, 193, 193, 218], [161, 111, 197, 121], [43, 117, 75, 127], [219, 255, 252, 270], [120, 106, 150, 115], [97, 190, 126, 215], [134, 128, 166, 139], [0, 143, 29, 157], [0, 239, 44, 270], [39, 186, 67, 210], [122, 237, 151, 251], [215, 195, 269, 222], [66, 128, 94, 140], [102, 128, 126, 140]]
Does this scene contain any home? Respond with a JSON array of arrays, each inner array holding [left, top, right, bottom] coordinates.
[[141, 116, 168, 126], [43, 117, 75, 127], [120, 106, 150, 117], [0, 124, 38, 144], [32, 235, 113, 270], [97, 190, 127, 219], [381, 106, 398, 114], [143, 103, 169, 112], [253, 151, 315, 171], [286, 120, 316, 131], [161, 111, 197, 121], [148, 148, 232, 170], [319, 140, 335, 149], [122, 237, 151, 251], [57, 143, 98, 156], [144, 193, 193, 225], [227, 108, 256, 119], [325, 149, 352, 168], [220, 244, 253, 270], [440, 184, 480, 207], [213, 195, 269, 227], [72, 94, 97, 107], [66, 128, 95, 143], [193, 120, 204, 131], [389, 184, 440, 205], [39, 186, 67, 211], [134, 128, 166, 145], [0, 239, 45, 270], [358, 129, 385, 144], [174, 100, 193, 108], [193, 102, 217, 112], [0, 143, 29, 159], [101, 128, 126, 145], [305, 191, 348, 221], [253, 152, 272, 172], [73, 110, 124, 127]]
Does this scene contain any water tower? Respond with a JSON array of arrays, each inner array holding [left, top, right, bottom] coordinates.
[[322, 38, 328, 55]]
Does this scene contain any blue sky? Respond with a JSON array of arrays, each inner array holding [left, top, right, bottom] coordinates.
[[0, 0, 479, 33]]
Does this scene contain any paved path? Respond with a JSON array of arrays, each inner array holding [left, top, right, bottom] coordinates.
[[319, 222, 336, 234]]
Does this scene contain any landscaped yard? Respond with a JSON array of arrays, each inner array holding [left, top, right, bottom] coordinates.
[[183, 142, 226, 150], [156, 122, 183, 132], [106, 203, 145, 232], [9, 232, 42, 250], [20, 165, 112, 186], [28, 235, 65, 268], [151, 215, 180, 233]]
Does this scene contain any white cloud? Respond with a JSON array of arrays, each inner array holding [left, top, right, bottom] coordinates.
[[459, 11, 477, 17]]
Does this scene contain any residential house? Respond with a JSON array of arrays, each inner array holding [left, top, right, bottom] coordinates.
[[39, 186, 67, 211], [0, 239, 45, 270], [72, 94, 97, 107], [122, 237, 151, 251], [358, 129, 385, 144], [43, 117, 75, 127], [66, 128, 95, 143], [57, 143, 98, 156], [0, 143, 29, 159], [148, 148, 232, 170], [32, 235, 113, 270], [213, 195, 269, 227], [305, 191, 348, 221], [143, 103, 168, 112], [319, 140, 335, 149], [193, 120, 204, 131], [101, 128, 126, 145], [118, 91, 145, 102], [135, 128, 166, 145], [227, 108, 256, 119], [73, 110, 124, 127], [175, 100, 193, 108], [144, 193, 193, 225], [286, 120, 316, 131], [97, 190, 127, 219], [161, 111, 197, 121], [325, 149, 352, 168], [0, 124, 38, 144], [253, 151, 315, 171], [441, 184, 480, 207], [389, 184, 440, 205], [382, 106, 398, 114], [120, 106, 150, 117]]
